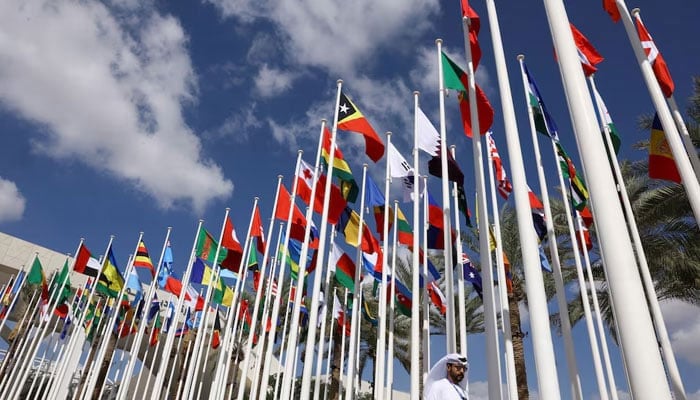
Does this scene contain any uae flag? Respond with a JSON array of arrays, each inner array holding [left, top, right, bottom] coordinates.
[[73, 243, 101, 278]]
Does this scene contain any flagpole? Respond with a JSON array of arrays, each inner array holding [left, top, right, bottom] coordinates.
[[409, 91, 421, 400], [385, 200, 399, 400], [150, 220, 204, 400], [344, 163, 369, 400], [619, 5, 700, 222], [116, 227, 172, 400], [250, 220, 286, 400], [589, 75, 686, 400], [450, 146, 468, 357], [459, 15, 502, 399], [373, 130, 392, 400], [284, 118, 331, 400], [485, 131, 518, 400], [258, 150, 305, 399], [0, 287, 40, 393], [313, 230, 337, 400], [0, 257, 31, 334], [421, 175, 431, 386], [297, 78, 351, 400], [435, 38, 457, 354], [481, 1, 562, 398], [543, 0, 673, 397], [337, 287, 349, 400], [516, 56, 583, 400], [667, 95, 700, 178], [323, 289, 339, 400]]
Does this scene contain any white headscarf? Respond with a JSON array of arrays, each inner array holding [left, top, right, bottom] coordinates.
[[424, 353, 469, 397]]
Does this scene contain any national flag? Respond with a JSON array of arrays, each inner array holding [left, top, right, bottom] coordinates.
[[426, 281, 446, 315], [388, 143, 416, 202], [486, 132, 513, 199], [125, 268, 143, 300], [603, 0, 621, 22], [295, 159, 347, 225], [196, 227, 227, 267], [529, 190, 547, 242], [321, 126, 359, 202], [428, 150, 465, 186], [190, 257, 215, 285], [462, 256, 483, 298], [362, 251, 383, 281], [252, 204, 266, 254], [502, 251, 513, 294], [282, 238, 313, 281], [365, 174, 386, 209], [579, 205, 594, 228], [361, 294, 378, 327], [336, 207, 378, 254], [150, 314, 162, 347], [27, 257, 49, 317], [570, 24, 604, 77], [157, 241, 174, 289], [576, 210, 594, 251], [331, 243, 356, 291], [539, 245, 552, 272], [648, 113, 681, 183], [460, 0, 480, 34], [185, 285, 205, 312], [415, 106, 440, 156], [388, 278, 412, 317], [556, 143, 589, 210], [394, 205, 414, 246], [133, 241, 155, 278], [456, 185, 473, 227], [426, 191, 446, 250], [114, 308, 137, 338], [73, 243, 101, 278], [221, 216, 244, 272], [337, 91, 385, 162], [458, 87, 494, 138], [52, 260, 72, 305], [635, 15, 674, 98], [211, 310, 222, 349], [275, 184, 316, 246], [97, 248, 125, 298], [213, 277, 234, 307], [591, 85, 622, 155], [60, 314, 72, 340], [522, 62, 560, 142], [332, 293, 351, 336]]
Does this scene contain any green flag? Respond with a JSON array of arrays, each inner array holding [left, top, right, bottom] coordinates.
[[27, 257, 45, 286], [441, 51, 467, 92], [196, 227, 227, 266]]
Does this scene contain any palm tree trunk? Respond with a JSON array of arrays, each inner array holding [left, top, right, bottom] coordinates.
[[329, 325, 342, 400], [91, 334, 117, 400], [509, 289, 529, 399]]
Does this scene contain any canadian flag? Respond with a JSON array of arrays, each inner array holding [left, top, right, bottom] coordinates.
[[635, 15, 674, 98]]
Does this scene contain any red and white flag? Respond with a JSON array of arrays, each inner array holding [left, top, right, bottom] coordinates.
[[635, 15, 674, 98], [295, 159, 346, 224], [486, 132, 512, 200], [570, 23, 603, 77], [426, 281, 446, 315]]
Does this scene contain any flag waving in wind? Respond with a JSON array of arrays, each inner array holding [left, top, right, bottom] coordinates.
[[635, 14, 675, 98], [486, 132, 512, 200], [570, 23, 604, 77], [522, 61, 560, 142], [337, 91, 384, 162]]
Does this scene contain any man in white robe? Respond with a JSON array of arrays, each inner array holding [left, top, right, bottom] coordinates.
[[424, 353, 469, 400]]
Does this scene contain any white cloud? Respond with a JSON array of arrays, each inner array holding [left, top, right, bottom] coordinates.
[[254, 64, 298, 97], [660, 299, 700, 365], [0, 0, 232, 213], [207, 0, 441, 76], [0, 177, 25, 223]]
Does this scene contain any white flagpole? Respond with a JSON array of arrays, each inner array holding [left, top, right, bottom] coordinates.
[[337, 287, 349, 400], [482, 0, 562, 397], [589, 76, 686, 400], [450, 146, 468, 356], [516, 56, 583, 400], [0, 255, 32, 334], [421, 175, 431, 386], [344, 163, 369, 400], [274, 282, 296, 399], [249, 221, 285, 400], [543, 1, 673, 397], [284, 118, 331, 400], [435, 38, 457, 354], [460, 16, 502, 399], [236, 178, 283, 400], [667, 95, 700, 179], [485, 131, 518, 400], [258, 150, 305, 398], [410, 91, 421, 400], [116, 227, 172, 400], [313, 231, 337, 400], [621, 6, 700, 222], [374, 131, 392, 400], [150, 220, 205, 400], [298, 80, 349, 400], [0, 288, 41, 393], [574, 214, 619, 400], [385, 200, 399, 400]]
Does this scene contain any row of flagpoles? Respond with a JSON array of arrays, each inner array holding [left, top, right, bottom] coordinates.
[[0, 0, 696, 399]]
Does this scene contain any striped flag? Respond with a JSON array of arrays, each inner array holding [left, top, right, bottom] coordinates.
[[635, 14, 674, 98], [486, 131, 512, 199], [133, 240, 155, 278], [555, 143, 589, 210]]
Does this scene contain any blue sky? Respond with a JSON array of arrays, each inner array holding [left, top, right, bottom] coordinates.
[[0, 0, 699, 398]]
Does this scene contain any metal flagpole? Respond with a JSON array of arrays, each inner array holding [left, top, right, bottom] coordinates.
[[482, 0, 561, 397], [410, 92, 421, 400], [485, 131, 518, 400], [385, 200, 399, 400], [435, 38, 457, 354], [449, 145, 468, 357], [542, 1, 673, 397], [516, 56, 583, 400], [344, 163, 369, 400], [421, 175, 431, 387]]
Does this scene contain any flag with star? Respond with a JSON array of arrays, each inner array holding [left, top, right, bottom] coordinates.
[[337, 91, 385, 162]]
